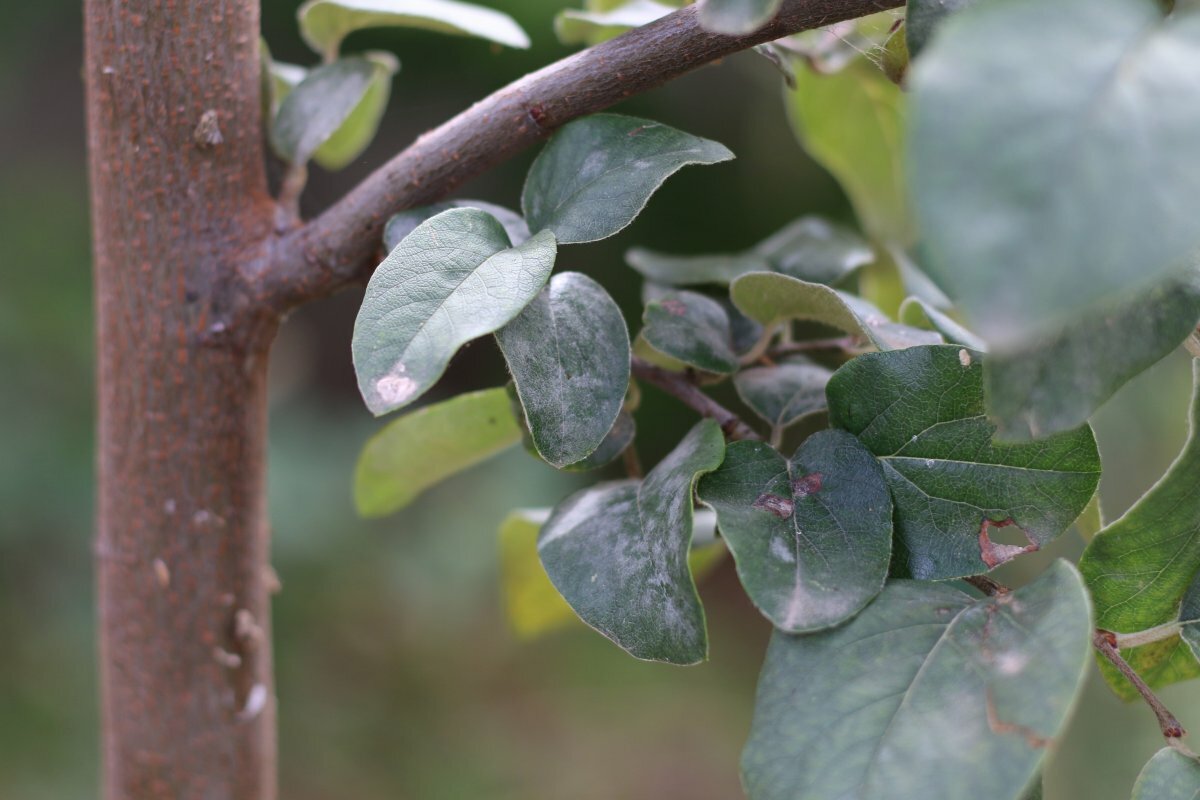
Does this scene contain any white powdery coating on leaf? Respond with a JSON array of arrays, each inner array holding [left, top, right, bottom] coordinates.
[[375, 364, 418, 407]]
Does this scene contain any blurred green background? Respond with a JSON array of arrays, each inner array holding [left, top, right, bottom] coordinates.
[[2, 1, 1198, 797]]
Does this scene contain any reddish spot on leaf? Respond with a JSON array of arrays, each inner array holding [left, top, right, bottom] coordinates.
[[628, 124, 649, 137], [985, 688, 1050, 749], [978, 517, 1039, 568], [791, 472, 823, 499], [660, 299, 688, 316], [753, 493, 794, 519]]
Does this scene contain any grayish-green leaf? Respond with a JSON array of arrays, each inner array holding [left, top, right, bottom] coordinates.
[[642, 290, 739, 374], [562, 410, 636, 472], [899, 296, 986, 351], [627, 217, 873, 287], [698, 0, 781, 35], [1079, 360, 1200, 697], [270, 57, 377, 165], [522, 114, 733, 244], [555, 0, 674, 45], [984, 271, 1200, 440], [828, 345, 1101, 579], [538, 421, 726, 663], [698, 432, 892, 632], [909, 0, 1200, 345], [299, 0, 529, 60], [731, 272, 942, 351], [1181, 570, 1200, 662], [267, 60, 307, 117], [733, 357, 831, 430], [742, 562, 1092, 800], [1132, 748, 1200, 800], [353, 208, 556, 415], [384, 200, 529, 251], [354, 387, 521, 516], [906, 0, 981, 57], [497, 272, 630, 467], [313, 51, 399, 170]]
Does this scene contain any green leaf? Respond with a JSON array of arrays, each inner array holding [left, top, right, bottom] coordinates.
[[908, 0, 1200, 346], [1074, 493, 1105, 543], [1080, 360, 1200, 697], [827, 345, 1101, 580], [787, 59, 910, 245], [983, 271, 1200, 440], [1181, 571, 1200, 661], [899, 296, 986, 351], [384, 200, 529, 251], [554, 0, 675, 45], [741, 562, 1092, 800], [730, 272, 942, 351], [298, 0, 529, 60], [733, 357, 831, 431], [267, 60, 307, 117], [496, 272, 631, 468], [698, 432, 893, 632], [353, 208, 556, 415], [354, 387, 521, 516], [641, 290, 739, 375], [626, 217, 873, 287], [313, 51, 399, 170], [537, 420, 726, 663], [270, 57, 378, 165], [698, 0, 781, 35], [561, 409, 636, 471], [1132, 748, 1200, 800], [501, 507, 726, 640], [905, 0, 981, 58], [522, 114, 733, 245]]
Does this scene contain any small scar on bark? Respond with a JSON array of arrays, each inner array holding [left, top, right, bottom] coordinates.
[[193, 109, 223, 149], [753, 493, 794, 518], [985, 688, 1050, 749], [234, 609, 263, 651], [791, 472, 823, 498], [152, 558, 170, 589], [978, 517, 1038, 569], [1097, 629, 1119, 649], [527, 103, 549, 129]]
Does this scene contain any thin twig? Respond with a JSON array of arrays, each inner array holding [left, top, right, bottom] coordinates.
[[1093, 631, 1189, 745], [621, 444, 644, 479], [631, 357, 762, 441], [769, 336, 862, 357]]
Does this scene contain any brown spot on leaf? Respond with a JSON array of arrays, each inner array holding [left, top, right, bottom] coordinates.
[[660, 299, 688, 316], [753, 493, 794, 518], [791, 472, 823, 499], [978, 517, 1038, 568], [985, 688, 1050, 749]]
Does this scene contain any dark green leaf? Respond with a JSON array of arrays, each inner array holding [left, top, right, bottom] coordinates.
[[909, 0, 1200, 346], [561, 410, 636, 471], [313, 51, 398, 170], [555, 0, 674, 45], [538, 421, 725, 663], [522, 114, 733, 244], [626, 217, 873, 287], [1080, 360, 1200, 698], [698, 432, 892, 632], [299, 0, 529, 60], [906, 0, 981, 57], [353, 387, 521, 516], [497, 272, 631, 467], [827, 345, 1101, 579], [1132, 748, 1200, 800], [641, 290, 739, 374], [353, 208, 556, 415], [384, 200, 529, 251], [741, 562, 1092, 800], [731, 272, 942, 351], [698, 0, 781, 35], [733, 357, 831, 430], [270, 57, 377, 165], [984, 271, 1200, 440]]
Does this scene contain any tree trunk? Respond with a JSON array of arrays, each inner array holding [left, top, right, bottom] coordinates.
[[85, 1, 279, 797]]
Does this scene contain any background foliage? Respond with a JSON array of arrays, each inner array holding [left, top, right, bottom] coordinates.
[[2, 0, 1199, 797]]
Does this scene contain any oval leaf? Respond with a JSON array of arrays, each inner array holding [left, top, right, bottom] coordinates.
[[905, 0, 981, 58], [827, 345, 1101, 580], [354, 387, 521, 516], [641, 290, 739, 374], [271, 57, 377, 165], [522, 114, 733, 245], [741, 562, 1092, 800], [555, 0, 675, 45], [909, 0, 1200, 345], [731, 272, 942, 351], [353, 208, 557, 415], [384, 200, 529, 251], [698, 0, 782, 35], [1132, 748, 1200, 800], [733, 357, 832, 431], [1080, 359, 1200, 698], [898, 296, 986, 351], [496, 272, 631, 468], [299, 0, 529, 59], [313, 51, 399, 170], [537, 420, 725, 664], [698, 431, 893, 632]]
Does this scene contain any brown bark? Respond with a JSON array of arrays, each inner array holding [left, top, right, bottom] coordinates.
[[86, 1, 278, 798]]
